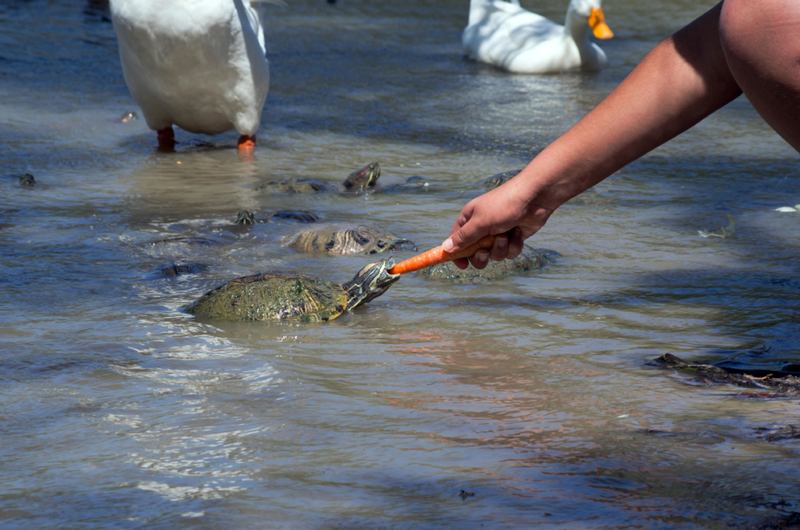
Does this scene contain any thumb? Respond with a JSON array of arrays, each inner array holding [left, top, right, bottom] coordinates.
[[444, 209, 489, 253]]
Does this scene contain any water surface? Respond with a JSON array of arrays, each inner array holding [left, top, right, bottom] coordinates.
[[2, 0, 800, 528]]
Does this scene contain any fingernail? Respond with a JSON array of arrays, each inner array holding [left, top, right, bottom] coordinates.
[[443, 238, 455, 251]]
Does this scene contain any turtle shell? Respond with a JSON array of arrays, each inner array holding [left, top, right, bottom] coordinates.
[[283, 223, 416, 255], [269, 210, 320, 223], [185, 271, 348, 322], [156, 261, 207, 278], [416, 245, 557, 284], [254, 178, 339, 194], [255, 163, 380, 194], [146, 236, 220, 248], [479, 169, 522, 190]]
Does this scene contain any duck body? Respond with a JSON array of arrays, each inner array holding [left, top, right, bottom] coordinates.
[[109, 0, 270, 145], [463, 0, 612, 74]]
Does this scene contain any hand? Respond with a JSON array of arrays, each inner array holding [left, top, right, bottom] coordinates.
[[443, 176, 555, 269]]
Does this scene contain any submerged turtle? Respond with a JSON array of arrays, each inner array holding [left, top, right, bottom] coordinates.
[[255, 162, 380, 194], [185, 258, 400, 322], [144, 236, 221, 250], [268, 210, 320, 223], [18, 173, 36, 188], [283, 222, 416, 255], [156, 261, 208, 278], [416, 245, 558, 284], [479, 169, 522, 190], [377, 175, 431, 193]]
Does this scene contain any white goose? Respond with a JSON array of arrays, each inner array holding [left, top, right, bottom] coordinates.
[[109, 0, 278, 151], [463, 0, 613, 74]]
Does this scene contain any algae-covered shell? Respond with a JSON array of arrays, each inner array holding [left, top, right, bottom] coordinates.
[[283, 222, 416, 255], [416, 245, 557, 283], [185, 259, 400, 322], [186, 271, 347, 322]]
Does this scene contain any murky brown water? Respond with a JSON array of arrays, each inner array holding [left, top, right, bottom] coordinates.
[[2, 0, 800, 528]]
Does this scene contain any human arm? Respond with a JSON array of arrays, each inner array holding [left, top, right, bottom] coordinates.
[[445, 2, 742, 269]]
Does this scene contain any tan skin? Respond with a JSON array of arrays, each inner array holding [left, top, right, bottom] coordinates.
[[445, 0, 800, 269]]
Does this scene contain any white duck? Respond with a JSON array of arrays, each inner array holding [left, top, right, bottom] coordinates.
[[109, 0, 278, 151], [463, 0, 613, 74]]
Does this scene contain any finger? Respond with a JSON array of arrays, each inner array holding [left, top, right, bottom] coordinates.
[[507, 227, 524, 259], [469, 248, 490, 270], [488, 233, 508, 261], [448, 212, 467, 237], [452, 257, 470, 270], [445, 204, 488, 252], [448, 202, 473, 240]]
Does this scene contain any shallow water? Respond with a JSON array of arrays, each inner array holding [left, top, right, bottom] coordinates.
[[2, 0, 800, 528]]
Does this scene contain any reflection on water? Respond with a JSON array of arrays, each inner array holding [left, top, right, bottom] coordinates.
[[2, 0, 800, 528]]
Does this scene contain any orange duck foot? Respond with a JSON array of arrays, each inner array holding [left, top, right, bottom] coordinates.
[[238, 135, 256, 151]]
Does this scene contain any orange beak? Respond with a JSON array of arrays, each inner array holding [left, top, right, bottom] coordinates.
[[588, 6, 613, 40]]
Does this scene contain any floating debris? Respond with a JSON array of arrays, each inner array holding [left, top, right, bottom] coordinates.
[[753, 424, 800, 443], [649, 353, 800, 398], [115, 111, 137, 123], [698, 214, 735, 239]]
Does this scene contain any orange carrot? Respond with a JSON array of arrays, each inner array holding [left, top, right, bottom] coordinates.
[[388, 235, 497, 275]]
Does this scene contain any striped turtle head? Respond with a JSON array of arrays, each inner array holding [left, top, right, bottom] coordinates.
[[342, 257, 400, 310], [235, 210, 255, 225], [343, 162, 380, 191]]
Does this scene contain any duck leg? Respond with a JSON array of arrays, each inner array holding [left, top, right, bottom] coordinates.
[[157, 127, 175, 151], [238, 134, 256, 151]]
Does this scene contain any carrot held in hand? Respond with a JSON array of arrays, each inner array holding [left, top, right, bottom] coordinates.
[[388, 235, 497, 275]]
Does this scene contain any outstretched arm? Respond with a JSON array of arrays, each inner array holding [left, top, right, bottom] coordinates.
[[445, 2, 742, 269]]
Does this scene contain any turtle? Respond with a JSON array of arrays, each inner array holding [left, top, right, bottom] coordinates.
[[283, 223, 416, 255], [479, 169, 522, 190], [18, 173, 36, 188], [145, 236, 221, 250], [155, 261, 208, 278], [377, 175, 432, 193], [185, 258, 400, 322], [416, 245, 558, 284], [235, 210, 256, 225], [255, 162, 380, 194], [141, 236, 222, 258], [268, 210, 320, 223]]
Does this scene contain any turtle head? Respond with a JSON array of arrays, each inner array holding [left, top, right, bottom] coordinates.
[[342, 257, 400, 310], [343, 162, 380, 191], [235, 210, 256, 225]]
